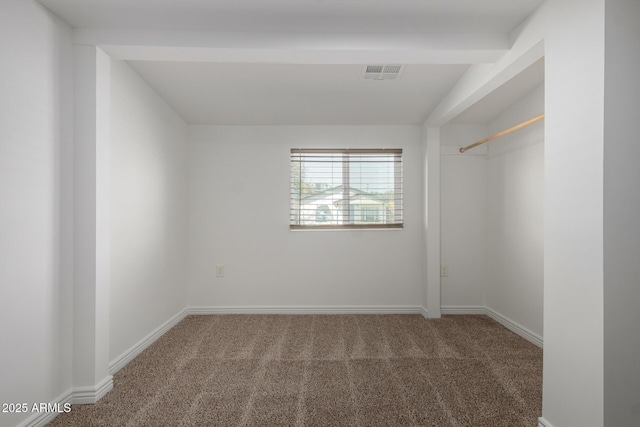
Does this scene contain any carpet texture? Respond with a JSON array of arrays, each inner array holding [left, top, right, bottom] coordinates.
[[48, 315, 542, 426]]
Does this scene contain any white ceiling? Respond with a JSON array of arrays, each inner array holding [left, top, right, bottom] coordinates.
[[40, 0, 544, 33], [39, 0, 545, 125], [128, 62, 469, 125]]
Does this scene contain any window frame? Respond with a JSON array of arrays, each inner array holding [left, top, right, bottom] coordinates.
[[290, 148, 403, 231]]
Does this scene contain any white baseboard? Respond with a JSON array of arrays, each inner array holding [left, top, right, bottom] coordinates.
[[188, 305, 423, 315], [72, 375, 113, 404], [420, 306, 429, 319], [538, 417, 554, 427], [440, 305, 543, 348], [109, 308, 188, 375], [16, 376, 113, 426], [19, 309, 186, 425], [441, 305, 486, 315], [17, 389, 73, 427], [484, 307, 543, 348]]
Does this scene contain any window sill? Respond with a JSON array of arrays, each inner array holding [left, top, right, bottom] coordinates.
[[290, 224, 403, 231]]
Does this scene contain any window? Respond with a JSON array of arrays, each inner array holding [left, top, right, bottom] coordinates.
[[290, 148, 403, 229], [315, 205, 332, 222]]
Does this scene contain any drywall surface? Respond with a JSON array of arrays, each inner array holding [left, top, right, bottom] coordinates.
[[188, 126, 423, 309], [110, 60, 188, 362], [603, 0, 640, 425], [0, 1, 73, 426], [485, 83, 544, 338], [542, 1, 605, 425], [440, 125, 489, 308], [424, 126, 441, 317], [431, 1, 608, 424], [539, 0, 605, 425]]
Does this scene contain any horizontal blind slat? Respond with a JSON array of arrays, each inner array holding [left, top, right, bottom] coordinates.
[[291, 148, 402, 154]]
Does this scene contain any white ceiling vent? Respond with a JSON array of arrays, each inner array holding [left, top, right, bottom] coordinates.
[[362, 64, 405, 80]]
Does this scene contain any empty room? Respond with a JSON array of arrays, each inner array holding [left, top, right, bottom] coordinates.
[[1, 1, 639, 427]]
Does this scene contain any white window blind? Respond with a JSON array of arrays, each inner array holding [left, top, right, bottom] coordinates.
[[290, 148, 403, 230]]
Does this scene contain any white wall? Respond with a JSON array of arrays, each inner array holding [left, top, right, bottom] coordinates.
[[188, 126, 423, 310], [110, 60, 188, 362], [430, 1, 608, 424], [0, 1, 73, 427], [440, 125, 488, 309], [542, 1, 606, 424], [424, 127, 442, 317], [438, 85, 544, 341], [603, 0, 640, 425], [73, 44, 113, 401], [485, 84, 544, 337]]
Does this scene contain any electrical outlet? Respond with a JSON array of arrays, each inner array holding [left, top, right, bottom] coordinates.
[[215, 265, 225, 278], [440, 265, 449, 277]]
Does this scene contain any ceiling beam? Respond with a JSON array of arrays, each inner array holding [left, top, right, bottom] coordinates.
[[74, 28, 509, 64], [426, 40, 544, 125]]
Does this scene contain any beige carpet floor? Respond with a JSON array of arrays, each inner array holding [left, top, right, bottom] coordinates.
[[48, 314, 542, 426]]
